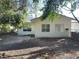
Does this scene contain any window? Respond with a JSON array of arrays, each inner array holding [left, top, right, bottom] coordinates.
[[55, 24, 64, 32], [23, 28, 31, 31], [42, 24, 50, 32]]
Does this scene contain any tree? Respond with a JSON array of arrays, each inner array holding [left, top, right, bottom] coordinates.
[[0, 0, 79, 32], [0, 0, 27, 32], [33, 0, 79, 23]]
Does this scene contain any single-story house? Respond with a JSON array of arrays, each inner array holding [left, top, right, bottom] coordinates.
[[17, 15, 74, 38]]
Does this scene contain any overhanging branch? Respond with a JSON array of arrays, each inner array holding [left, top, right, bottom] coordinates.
[[71, 11, 79, 23], [62, 6, 79, 23]]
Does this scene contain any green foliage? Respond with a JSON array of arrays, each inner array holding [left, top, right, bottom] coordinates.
[[39, 0, 78, 20], [0, 0, 12, 13], [0, 24, 12, 32], [0, 12, 24, 32], [48, 12, 60, 21], [0, 0, 78, 32], [0, 0, 27, 32], [22, 22, 31, 28]]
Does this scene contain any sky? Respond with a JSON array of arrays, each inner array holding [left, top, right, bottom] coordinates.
[[61, 8, 79, 19], [27, 0, 79, 21], [61, 6, 79, 19]]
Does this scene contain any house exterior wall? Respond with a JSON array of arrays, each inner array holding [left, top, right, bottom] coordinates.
[[17, 28, 32, 35], [31, 16, 71, 38], [71, 20, 79, 32]]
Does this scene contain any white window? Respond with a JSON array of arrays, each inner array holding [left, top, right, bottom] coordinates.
[[42, 24, 50, 32], [55, 24, 64, 32]]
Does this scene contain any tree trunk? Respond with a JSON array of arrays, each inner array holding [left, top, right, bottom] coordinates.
[[71, 11, 79, 23]]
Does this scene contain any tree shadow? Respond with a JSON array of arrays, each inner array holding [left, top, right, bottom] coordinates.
[[0, 39, 42, 51], [28, 39, 79, 59], [0, 32, 79, 59]]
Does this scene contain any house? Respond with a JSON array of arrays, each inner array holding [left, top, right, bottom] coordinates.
[[13, 0, 76, 38], [71, 20, 79, 32], [31, 15, 72, 38], [17, 14, 74, 38]]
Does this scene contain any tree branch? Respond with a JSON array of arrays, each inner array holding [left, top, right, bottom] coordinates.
[[62, 6, 79, 23], [71, 11, 79, 23]]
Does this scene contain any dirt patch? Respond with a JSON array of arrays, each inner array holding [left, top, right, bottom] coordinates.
[[0, 34, 79, 59]]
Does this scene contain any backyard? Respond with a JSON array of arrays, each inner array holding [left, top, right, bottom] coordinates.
[[0, 0, 79, 59], [0, 33, 79, 59]]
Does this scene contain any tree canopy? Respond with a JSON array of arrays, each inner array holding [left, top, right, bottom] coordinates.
[[0, 0, 79, 32], [33, 0, 79, 22], [0, 0, 27, 32]]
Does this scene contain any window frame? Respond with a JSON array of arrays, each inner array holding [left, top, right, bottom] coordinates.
[[42, 24, 50, 32], [23, 28, 32, 32]]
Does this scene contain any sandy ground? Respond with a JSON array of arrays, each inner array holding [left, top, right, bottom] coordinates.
[[0, 34, 79, 59]]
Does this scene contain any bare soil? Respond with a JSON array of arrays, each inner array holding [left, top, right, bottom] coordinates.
[[0, 33, 79, 59]]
